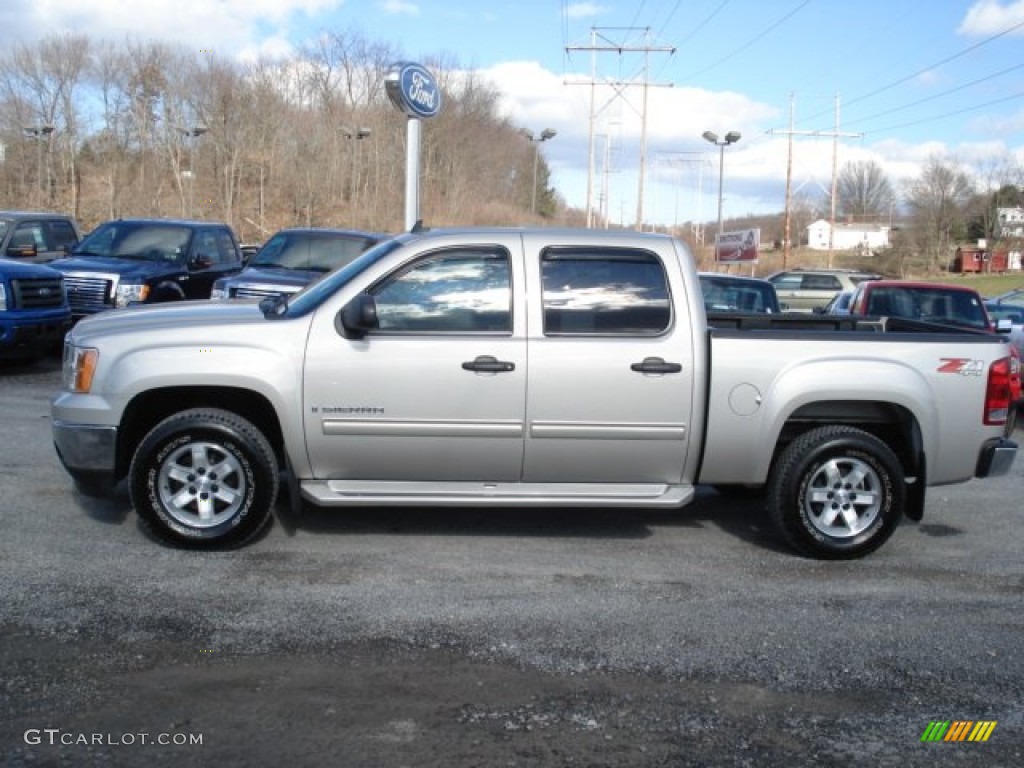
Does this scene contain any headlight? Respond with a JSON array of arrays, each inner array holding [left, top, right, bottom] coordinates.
[[0, 282, 7, 311], [114, 282, 149, 307], [210, 283, 229, 300], [63, 343, 99, 393]]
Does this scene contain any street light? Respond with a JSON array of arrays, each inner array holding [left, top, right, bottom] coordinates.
[[340, 126, 372, 214], [23, 124, 55, 201], [181, 126, 207, 217], [702, 130, 741, 256], [522, 128, 557, 215]]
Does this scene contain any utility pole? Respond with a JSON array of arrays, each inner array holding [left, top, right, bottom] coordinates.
[[768, 92, 860, 267], [567, 27, 674, 229]]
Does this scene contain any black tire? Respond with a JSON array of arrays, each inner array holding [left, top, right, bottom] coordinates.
[[130, 408, 278, 548], [767, 425, 904, 560]]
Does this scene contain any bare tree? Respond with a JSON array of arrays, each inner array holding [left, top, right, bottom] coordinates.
[[903, 155, 974, 273], [831, 159, 894, 223]]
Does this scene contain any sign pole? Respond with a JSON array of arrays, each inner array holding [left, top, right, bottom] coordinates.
[[385, 61, 442, 232], [405, 118, 421, 231]]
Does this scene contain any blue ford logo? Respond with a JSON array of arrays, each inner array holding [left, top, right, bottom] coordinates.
[[386, 62, 442, 120]]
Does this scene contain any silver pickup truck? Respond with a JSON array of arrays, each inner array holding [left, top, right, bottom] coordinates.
[[52, 228, 1018, 559]]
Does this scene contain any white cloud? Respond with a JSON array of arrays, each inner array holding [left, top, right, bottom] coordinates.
[[2, 0, 343, 57], [566, 3, 609, 20], [378, 0, 420, 16], [957, 0, 1024, 36]]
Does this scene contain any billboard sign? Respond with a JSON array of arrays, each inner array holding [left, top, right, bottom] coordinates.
[[716, 228, 760, 263]]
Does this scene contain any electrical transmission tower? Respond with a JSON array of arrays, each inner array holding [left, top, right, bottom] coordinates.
[[769, 93, 862, 266], [566, 27, 674, 229]]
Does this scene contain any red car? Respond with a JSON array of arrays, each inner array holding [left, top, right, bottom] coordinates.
[[848, 279, 1021, 430]]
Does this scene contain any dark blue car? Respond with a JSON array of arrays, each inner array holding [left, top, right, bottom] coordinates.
[[211, 227, 387, 300]]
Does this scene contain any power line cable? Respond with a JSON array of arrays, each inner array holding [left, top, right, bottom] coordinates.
[[802, 17, 1024, 125], [864, 88, 1024, 135], [685, 0, 813, 80], [843, 61, 1024, 128]]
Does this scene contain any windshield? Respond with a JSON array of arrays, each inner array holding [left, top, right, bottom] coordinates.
[[283, 237, 406, 316], [250, 231, 378, 272], [0, 220, 9, 240], [867, 286, 990, 330], [73, 221, 192, 262], [700, 276, 778, 313]]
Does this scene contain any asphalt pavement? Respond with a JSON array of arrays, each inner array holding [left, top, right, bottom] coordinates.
[[1, 353, 1022, 767]]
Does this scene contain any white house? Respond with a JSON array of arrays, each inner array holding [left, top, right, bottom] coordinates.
[[996, 207, 1024, 238], [806, 219, 890, 252]]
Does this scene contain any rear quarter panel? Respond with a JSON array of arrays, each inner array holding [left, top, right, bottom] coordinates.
[[698, 332, 1011, 487]]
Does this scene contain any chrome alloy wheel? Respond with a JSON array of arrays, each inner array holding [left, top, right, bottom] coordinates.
[[156, 441, 246, 529], [802, 456, 882, 539]]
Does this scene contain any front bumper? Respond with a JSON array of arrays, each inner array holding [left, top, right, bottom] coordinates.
[[975, 436, 1018, 478], [52, 420, 118, 493], [0, 316, 72, 358]]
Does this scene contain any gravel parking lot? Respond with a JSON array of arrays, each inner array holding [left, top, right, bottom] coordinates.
[[2, 353, 1022, 767]]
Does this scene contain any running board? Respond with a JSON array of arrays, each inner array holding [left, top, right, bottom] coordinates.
[[300, 480, 695, 508]]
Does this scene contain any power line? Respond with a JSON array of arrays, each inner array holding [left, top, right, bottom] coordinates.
[[842, 61, 1024, 129], [802, 17, 1024, 126], [866, 88, 1024, 135], [685, 0, 812, 80]]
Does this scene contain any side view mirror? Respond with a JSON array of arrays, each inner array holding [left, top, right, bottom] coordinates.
[[339, 293, 378, 339], [7, 243, 37, 259]]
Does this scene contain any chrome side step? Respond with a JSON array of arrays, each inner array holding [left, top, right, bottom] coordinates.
[[300, 480, 695, 508]]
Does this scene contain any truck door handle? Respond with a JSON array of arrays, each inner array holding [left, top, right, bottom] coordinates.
[[630, 357, 682, 374], [462, 355, 516, 373]]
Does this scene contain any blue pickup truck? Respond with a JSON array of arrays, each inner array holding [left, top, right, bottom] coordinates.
[[0, 258, 72, 361], [211, 227, 386, 300]]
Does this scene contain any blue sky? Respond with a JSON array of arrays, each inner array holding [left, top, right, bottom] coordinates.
[[7, 0, 1024, 226]]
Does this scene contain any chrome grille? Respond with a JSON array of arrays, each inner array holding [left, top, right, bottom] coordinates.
[[11, 276, 66, 310], [233, 285, 295, 300], [64, 274, 114, 314]]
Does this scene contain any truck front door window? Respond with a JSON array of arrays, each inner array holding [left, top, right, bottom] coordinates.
[[371, 249, 512, 333]]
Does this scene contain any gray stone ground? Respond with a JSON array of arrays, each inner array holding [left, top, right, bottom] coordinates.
[[2, 354, 1022, 766]]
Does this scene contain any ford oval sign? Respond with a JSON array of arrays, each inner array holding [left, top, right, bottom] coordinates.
[[386, 62, 442, 120]]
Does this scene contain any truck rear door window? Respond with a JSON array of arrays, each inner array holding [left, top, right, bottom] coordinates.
[[541, 248, 671, 335], [371, 247, 511, 333]]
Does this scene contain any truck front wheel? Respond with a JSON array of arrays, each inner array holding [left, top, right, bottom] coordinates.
[[130, 408, 278, 548], [767, 426, 904, 559]]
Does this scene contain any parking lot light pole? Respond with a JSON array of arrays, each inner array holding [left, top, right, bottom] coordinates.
[[23, 124, 55, 204], [522, 128, 557, 215], [702, 130, 741, 257], [340, 126, 372, 217], [182, 126, 208, 218]]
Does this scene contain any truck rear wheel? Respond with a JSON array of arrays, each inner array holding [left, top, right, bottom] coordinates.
[[767, 425, 904, 559], [130, 408, 278, 548]]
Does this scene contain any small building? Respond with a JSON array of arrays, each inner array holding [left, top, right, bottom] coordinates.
[[806, 219, 890, 251], [997, 207, 1024, 239], [952, 246, 1010, 273]]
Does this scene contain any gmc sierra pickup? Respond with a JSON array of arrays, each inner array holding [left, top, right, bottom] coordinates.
[[51, 228, 1018, 559]]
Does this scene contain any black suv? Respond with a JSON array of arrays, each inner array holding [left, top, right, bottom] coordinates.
[[0, 211, 81, 263], [49, 218, 244, 318]]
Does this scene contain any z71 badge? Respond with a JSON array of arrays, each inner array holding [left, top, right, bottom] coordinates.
[[937, 358, 985, 376]]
